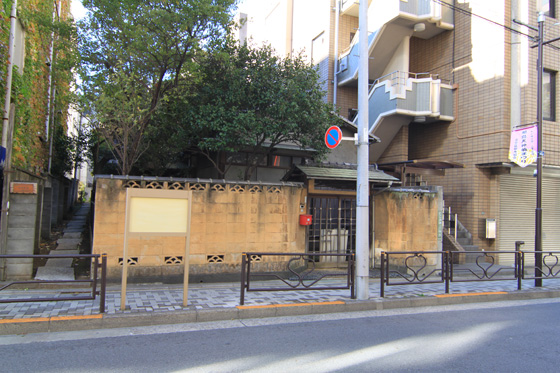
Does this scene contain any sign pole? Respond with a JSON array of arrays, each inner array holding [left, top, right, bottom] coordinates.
[[355, 0, 370, 300], [183, 191, 193, 307], [120, 189, 131, 311]]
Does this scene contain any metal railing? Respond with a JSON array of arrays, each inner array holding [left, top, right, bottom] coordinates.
[[0, 253, 107, 313], [240, 252, 355, 305], [443, 206, 458, 241], [380, 249, 560, 297], [370, 71, 444, 93]]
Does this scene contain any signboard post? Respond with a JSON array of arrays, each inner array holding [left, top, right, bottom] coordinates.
[[121, 188, 193, 310]]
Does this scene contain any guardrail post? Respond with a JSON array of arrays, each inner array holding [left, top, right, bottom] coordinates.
[[444, 251, 450, 294], [99, 253, 107, 314], [240, 253, 246, 306], [380, 251, 385, 297], [92, 255, 99, 297], [350, 254, 356, 299], [515, 241, 524, 290]]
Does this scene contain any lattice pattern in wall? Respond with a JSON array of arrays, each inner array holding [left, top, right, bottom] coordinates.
[[120, 178, 300, 193], [207, 255, 225, 263], [118, 257, 139, 266], [249, 254, 263, 262], [164, 256, 184, 265]]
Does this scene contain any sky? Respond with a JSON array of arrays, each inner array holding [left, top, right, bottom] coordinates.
[[71, 0, 87, 21]]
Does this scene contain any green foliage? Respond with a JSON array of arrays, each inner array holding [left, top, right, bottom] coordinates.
[[50, 124, 73, 176], [0, 0, 78, 174], [175, 42, 337, 180], [79, 0, 238, 175]]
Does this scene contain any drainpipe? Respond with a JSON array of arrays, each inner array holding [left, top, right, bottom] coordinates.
[[71, 113, 84, 204], [47, 86, 56, 174], [44, 2, 57, 141], [333, 0, 340, 107], [2, 1, 17, 149], [0, 0, 18, 280]]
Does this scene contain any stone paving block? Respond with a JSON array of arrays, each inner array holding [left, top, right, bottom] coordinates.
[[45, 258, 74, 267], [48, 250, 79, 256], [275, 304, 314, 317], [196, 308, 238, 322], [62, 232, 82, 239], [311, 302, 348, 315], [49, 317, 104, 332], [34, 267, 75, 281], [56, 243, 81, 251], [238, 307, 278, 319], [57, 238, 82, 246], [0, 321, 50, 335]]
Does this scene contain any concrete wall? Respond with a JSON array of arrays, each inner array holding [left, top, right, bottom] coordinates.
[[41, 180, 53, 240], [92, 177, 308, 280], [374, 187, 441, 268], [5, 170, 45, 280]]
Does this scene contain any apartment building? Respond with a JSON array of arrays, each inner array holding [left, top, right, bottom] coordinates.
[[238, 0, 560, 264]]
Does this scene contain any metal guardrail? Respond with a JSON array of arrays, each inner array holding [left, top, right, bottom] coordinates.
[[0, 253, 107, 313], [380, 250, 560, 297], [240, 252, 355, 305]]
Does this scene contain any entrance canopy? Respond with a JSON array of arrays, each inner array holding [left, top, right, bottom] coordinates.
[[283, 164, 399, 184], [378, 159, 463, 185], [283, 163, 399, 195]]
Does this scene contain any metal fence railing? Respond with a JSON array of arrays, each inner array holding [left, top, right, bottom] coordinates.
[[380, 249, 560, 297], [0, 253, 107, 313], [240, 252, 355, 305]]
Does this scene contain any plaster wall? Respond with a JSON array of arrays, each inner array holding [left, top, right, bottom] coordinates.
[[374, 189, 441, 267], [93, 178, 307, 280]]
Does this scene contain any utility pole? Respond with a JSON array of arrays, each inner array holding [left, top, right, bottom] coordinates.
[[534, 12, 544, 287], [355, 0, 369, 299], [513, 8, 557, 287]]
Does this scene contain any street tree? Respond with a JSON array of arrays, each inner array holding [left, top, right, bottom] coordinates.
[[175, 42, 336, 180], [78, 0, 237, 175]]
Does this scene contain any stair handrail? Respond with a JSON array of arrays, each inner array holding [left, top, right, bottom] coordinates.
[[369, 71, 440, 93], [443, 205, 458, 242]]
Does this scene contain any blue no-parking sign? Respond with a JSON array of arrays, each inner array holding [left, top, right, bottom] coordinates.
[[325, 126, 343, 149]]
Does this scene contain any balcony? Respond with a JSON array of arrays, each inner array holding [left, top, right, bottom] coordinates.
[[336, 0, 454, 87], [353, 71, 454, 160]]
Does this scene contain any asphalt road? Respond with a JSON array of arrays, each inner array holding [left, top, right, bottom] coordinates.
[[2, 299, 560, 372]]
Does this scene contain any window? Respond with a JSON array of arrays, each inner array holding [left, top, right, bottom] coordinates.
[[539, 0, 556, 17], [543, 69, 556, 121], [546, 0, 556, 18], [311, 31, 327, 64]]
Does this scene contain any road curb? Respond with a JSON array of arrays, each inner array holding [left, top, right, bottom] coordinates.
[[2, 289, 560, 335]]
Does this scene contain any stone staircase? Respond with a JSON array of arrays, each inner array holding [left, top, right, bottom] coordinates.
[[443, 210, 481, 264], [34, 203, 90, 281]]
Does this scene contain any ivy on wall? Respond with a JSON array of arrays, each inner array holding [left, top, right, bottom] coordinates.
[[0, 0, 76, 176]]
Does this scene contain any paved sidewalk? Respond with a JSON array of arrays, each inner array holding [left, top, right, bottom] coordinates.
[[1, 275, 560, 335], [1, 202, 559, 335]]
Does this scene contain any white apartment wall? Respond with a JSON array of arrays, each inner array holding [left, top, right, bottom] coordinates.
[[382, 36, 410, 77], [291, 0, 332, 62], [66, 104, 91, 188], [238, 0, 290, 55]]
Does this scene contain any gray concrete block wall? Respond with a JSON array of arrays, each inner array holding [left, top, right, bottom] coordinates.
[[51, 179, 60, 226], [6, 192, 38, 279], [34, 183, 44, 255], [41, 186, 53, 239]]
